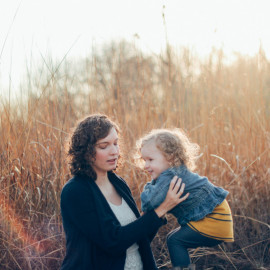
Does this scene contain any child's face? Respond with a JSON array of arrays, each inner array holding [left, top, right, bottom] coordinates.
[[141, 142, 170, 180]]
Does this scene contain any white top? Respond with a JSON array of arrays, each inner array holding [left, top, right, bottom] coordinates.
[[108, 198, 143, 270]]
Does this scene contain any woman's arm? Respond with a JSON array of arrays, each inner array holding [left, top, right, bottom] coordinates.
[[61, 177, 187, 256], [61, 181, 165, 256]]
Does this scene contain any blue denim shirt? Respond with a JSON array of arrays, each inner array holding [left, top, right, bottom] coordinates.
[[141, 165, 229, 226]]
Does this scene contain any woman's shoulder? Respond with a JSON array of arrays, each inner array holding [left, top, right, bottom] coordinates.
[[62, 175, 84, 187], [61, 175, 92, 198], [61, 176, 76, 191], [60, 176, 97, 212]]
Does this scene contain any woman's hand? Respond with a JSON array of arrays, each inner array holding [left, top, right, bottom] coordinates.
[[154, 176, 189, 218]]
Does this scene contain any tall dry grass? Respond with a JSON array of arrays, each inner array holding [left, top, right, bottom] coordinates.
[[0, 41, 269, 269]]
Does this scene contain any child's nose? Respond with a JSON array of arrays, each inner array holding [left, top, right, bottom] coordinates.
[[144, 161, 149, 169]]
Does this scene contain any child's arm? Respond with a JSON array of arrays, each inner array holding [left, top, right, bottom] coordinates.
[[141, 171, 175, 212]]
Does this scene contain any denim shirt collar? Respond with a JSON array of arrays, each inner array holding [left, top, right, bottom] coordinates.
[[166, 164, 187, 176]]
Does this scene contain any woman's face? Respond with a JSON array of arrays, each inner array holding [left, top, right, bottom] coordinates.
[[92, 127, 119, 176]]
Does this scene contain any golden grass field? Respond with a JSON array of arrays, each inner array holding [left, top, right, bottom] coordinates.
[[0, 41, 269, 269]]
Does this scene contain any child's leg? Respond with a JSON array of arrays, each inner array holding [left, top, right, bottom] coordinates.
[[166, 225, 222, 267]]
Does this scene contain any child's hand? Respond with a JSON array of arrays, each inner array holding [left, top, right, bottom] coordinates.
[[154, 176, 189, 218]]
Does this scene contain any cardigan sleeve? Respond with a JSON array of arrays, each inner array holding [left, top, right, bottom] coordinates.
[[61, 180, 164, 256]]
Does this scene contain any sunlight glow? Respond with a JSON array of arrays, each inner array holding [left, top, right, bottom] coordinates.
[[0, 0, 270, 95], [0, 194, 45, 254]]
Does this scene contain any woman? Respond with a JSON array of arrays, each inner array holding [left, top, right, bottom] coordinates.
[[60, 114, 188, 270]]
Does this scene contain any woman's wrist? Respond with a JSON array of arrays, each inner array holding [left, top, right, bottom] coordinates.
[[154, 203, 168, 218]]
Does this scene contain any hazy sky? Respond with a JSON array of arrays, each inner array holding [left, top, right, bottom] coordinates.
[[1, 0, 270, 97]]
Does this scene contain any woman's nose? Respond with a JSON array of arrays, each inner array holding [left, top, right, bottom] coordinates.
[[110, 144, 119, 155]]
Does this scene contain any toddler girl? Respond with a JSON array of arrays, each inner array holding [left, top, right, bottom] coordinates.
[[137, 129, 234, 270]]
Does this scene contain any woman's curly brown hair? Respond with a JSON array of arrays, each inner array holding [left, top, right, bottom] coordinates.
[[136, 128, 200, 171], [66, 114, 121, 180]]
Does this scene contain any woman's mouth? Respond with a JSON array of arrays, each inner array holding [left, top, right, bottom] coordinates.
[[107, 158, 117, 164]]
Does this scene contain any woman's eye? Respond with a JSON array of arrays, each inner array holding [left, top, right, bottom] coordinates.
[[98, 144, 107, 149]]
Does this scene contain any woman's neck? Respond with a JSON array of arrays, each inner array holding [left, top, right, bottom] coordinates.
[[96, 172, 109, 186], [96, 172, 122, 205]]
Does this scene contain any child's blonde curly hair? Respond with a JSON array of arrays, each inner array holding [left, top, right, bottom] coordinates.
[[136, 128, 200, 171]]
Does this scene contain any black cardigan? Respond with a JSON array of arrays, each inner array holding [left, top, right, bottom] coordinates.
[[60, 172, 165, 270]]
